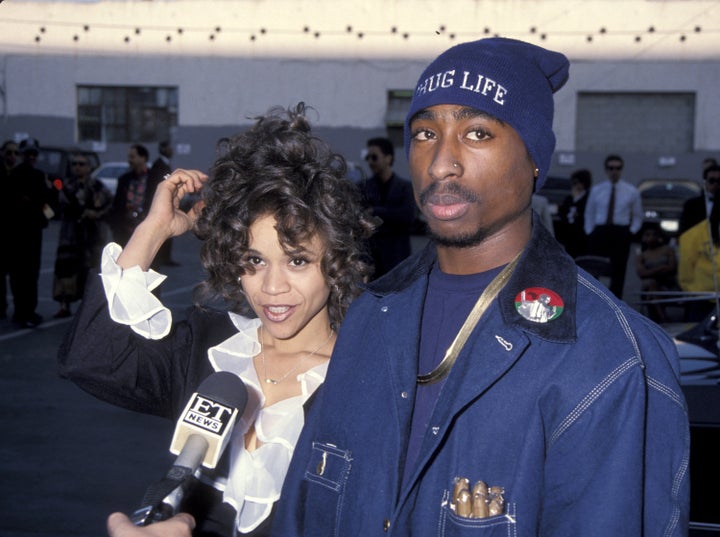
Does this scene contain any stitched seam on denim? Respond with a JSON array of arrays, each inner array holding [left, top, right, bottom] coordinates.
[[333, 459, 351, 537], [646, 377, 690, 500], [549, 357, 640, 448], [303, 471, 342, 491], [508, 502, 517, 537], [578, 273, 686, 536], [649, 375, 690, 537], [664, 453, 688, 537], [304, 443, 352, 492], [436, 499, 519, 537], [579, 273, 644, 360], [647, 377, 685, 409], [577, 273, 608, 299], [437, 489, 450, 537]]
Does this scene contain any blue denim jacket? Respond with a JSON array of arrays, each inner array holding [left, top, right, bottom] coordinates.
[[273, 219, 690, 536]]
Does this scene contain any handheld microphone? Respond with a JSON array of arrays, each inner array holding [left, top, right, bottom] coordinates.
[[132, 371, 248, 526]]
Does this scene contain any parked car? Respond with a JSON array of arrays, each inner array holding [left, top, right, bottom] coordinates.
[[91, 161, 129, 196], [661, 313, 720, 534], [637, 178, 702, 236]]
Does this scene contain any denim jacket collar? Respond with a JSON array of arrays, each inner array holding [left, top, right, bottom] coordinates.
[[365, 214, 577, 343]]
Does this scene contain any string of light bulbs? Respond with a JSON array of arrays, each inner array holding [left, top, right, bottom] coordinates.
[[2, 17, 717, 46]]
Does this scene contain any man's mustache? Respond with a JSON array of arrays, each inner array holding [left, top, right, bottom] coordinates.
[[418, 181, 479, 206]]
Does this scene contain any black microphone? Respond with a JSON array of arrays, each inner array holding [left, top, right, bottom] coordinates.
[[132, 371, 249, 526]]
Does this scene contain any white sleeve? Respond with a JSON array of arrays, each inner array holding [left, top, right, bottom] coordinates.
[[630, 188, 644, 235], [98, 242, 172, 340]]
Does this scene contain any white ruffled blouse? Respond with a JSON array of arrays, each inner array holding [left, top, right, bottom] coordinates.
[[99, 243, 328, 534]]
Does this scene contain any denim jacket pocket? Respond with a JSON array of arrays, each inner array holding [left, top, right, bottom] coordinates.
[[438, 490, 517, 537], [301, 442, 353, 536], [303, 441, 353, 490]]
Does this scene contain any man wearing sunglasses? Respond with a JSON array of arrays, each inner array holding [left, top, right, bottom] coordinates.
[[51, 154, 113, 319], [359, 137, 417, 278], [679, 162, 720, 235], [1, 140, 19, 175], [584, 154, 643, 298]]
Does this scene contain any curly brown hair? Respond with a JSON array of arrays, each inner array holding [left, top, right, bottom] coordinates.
[[194, 103, 377, 327]]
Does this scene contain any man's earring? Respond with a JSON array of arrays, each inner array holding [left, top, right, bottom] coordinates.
[[533, 168, 539, 178]]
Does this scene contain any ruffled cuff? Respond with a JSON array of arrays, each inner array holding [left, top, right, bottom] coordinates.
[[99, 242, 171, 340]]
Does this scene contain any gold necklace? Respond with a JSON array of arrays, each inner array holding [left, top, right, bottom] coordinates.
[[259, 325, 334, 385], [416, 254, 520, 385]]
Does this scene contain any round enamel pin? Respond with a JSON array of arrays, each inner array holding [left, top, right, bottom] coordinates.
[[514, 287, 564, 323]]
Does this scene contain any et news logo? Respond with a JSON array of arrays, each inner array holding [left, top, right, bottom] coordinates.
[[182, 394, 234, 435]]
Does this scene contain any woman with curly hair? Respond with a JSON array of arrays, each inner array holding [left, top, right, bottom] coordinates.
[[59, 103, 376, 537]]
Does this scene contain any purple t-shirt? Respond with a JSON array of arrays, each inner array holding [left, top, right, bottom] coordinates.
[[402, 261, 504, 487]]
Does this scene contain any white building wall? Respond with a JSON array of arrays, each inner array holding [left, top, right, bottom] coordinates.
[[5, 54, 719, 143], [558, 60, 720, 152], [4, 54, 428, 125]]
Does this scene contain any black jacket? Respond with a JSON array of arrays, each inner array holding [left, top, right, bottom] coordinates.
[[678, 194, 708, 236], [58, 276, 245, 535]]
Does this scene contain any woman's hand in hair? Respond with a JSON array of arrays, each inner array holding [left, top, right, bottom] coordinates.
[[147, 169, 208, 238], [117, 169, 207, 270]]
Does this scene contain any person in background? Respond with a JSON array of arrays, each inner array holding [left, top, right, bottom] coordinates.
[[359, 136, 416, 278], [678, 163, 720, 236], [702, 157, 717, 172], [110, 143, 151, 247], [272, 37, 688, 537], [216, 137, 231, 159], [678, 198, 720, 322], [635, 222, 678, 323], [148, 140, 179, 267], [556, 168, 592, 259], [52, 152, 113, 318], [58, 103, 375, 537], [0, 140, 18, 173], [0, 140, 20, 319], [8, 137, 52, 328], [584, 154, 643, 298]]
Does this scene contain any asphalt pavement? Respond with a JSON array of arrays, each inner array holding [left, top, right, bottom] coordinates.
[[0, 222, 204, 537]]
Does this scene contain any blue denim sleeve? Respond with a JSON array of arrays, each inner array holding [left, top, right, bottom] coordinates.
[[540, 332, 689, 536]]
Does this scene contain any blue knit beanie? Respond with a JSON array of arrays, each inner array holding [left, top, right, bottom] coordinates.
[[404, 37, 569, 190]]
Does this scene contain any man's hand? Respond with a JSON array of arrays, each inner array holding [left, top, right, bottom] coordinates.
[[107, 512, 195, 537]]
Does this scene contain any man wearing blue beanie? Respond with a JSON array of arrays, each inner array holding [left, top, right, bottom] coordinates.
[[274, 38, 689, 536]]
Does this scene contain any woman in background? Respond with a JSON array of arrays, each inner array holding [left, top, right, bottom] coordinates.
[[52, 152, 113, 318]]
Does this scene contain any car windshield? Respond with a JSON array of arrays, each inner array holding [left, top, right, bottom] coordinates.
[[639, 180, 700, 200], [641, 185, 698, 200], [96, 165, 128, 177], [35, 149, 63, 176]]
